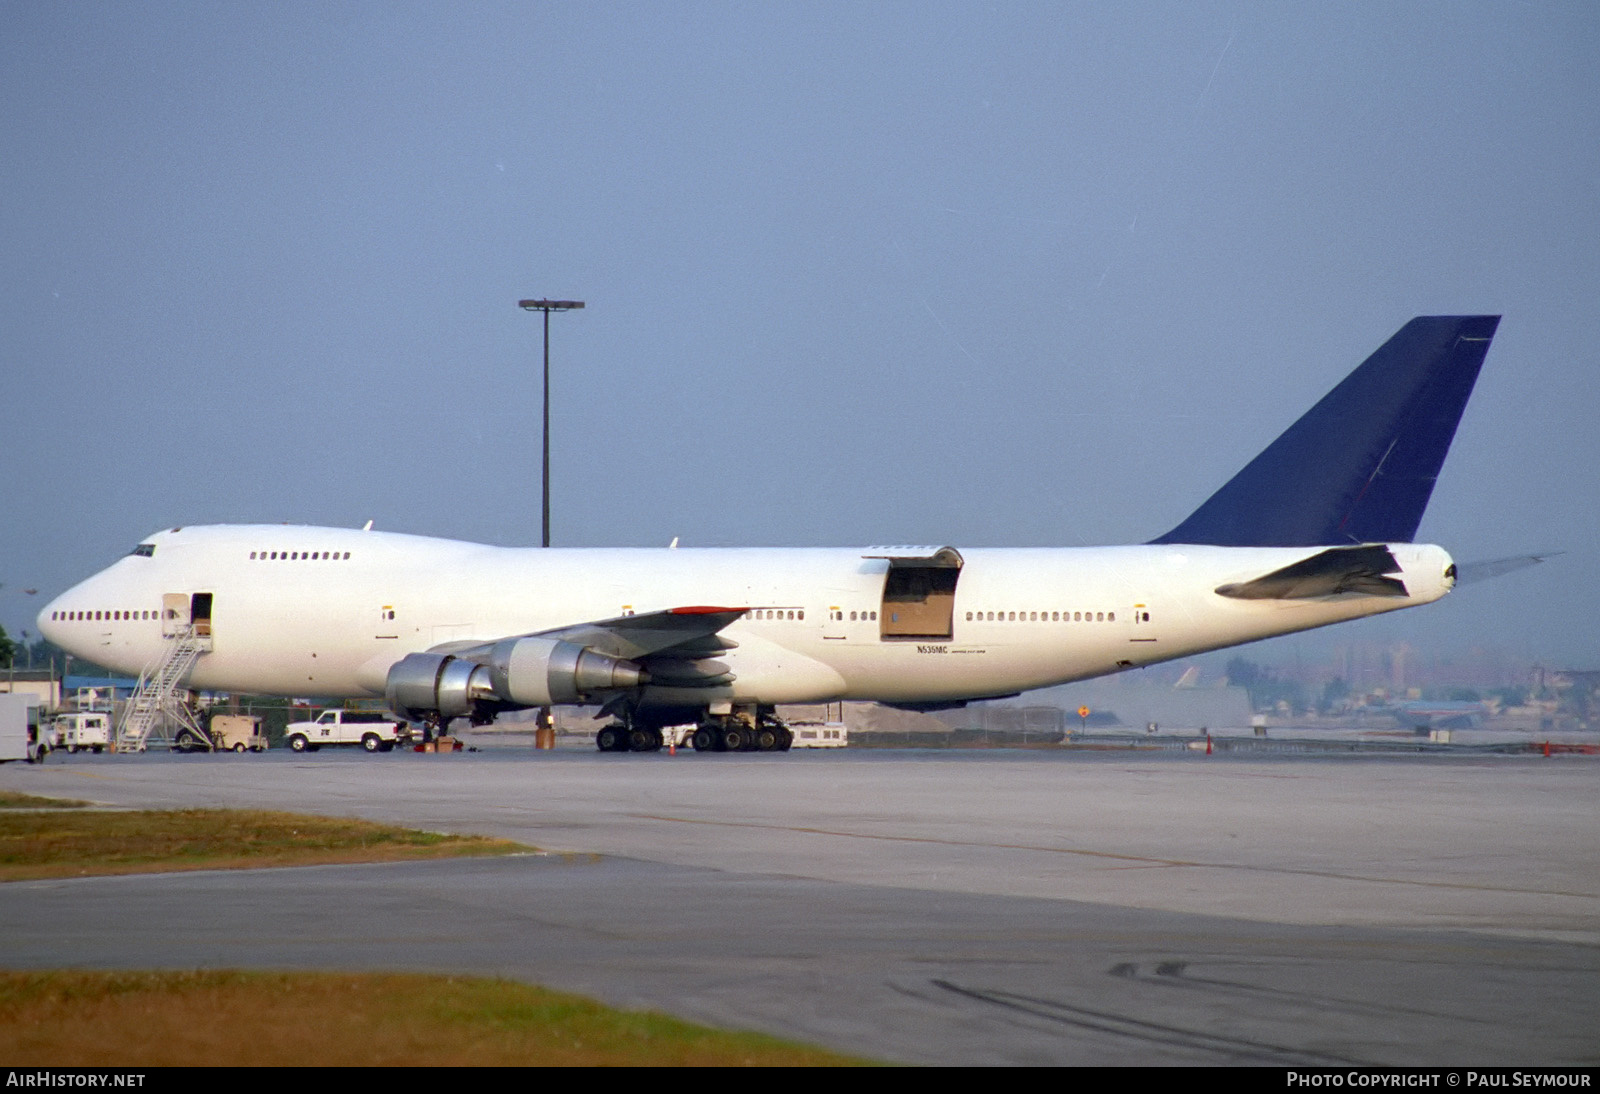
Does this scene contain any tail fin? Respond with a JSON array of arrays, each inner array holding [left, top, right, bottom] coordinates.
[[1151, 315, 1500, 547]]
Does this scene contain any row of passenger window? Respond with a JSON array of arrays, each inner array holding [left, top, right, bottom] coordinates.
[[967, 610, 1115, 622], [825, 607, 1100, 623], [250, 550, 351, 560], [753, 609, 806, 620], [52, 609, 164, 622]]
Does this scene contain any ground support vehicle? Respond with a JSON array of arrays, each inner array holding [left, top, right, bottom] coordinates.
[[53, 711, 111, 753], [285, 709, 409, 753], [789, 721, 849, 747], [0, 695, 33, 762], [206, 714, 268, 752]]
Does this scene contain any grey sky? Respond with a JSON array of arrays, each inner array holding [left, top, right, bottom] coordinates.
[[3, 2, 1596, 667]]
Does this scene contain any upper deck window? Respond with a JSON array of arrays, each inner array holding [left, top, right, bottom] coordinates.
[[130, 544, 155, 557]]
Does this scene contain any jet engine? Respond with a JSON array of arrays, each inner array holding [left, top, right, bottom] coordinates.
[[385, 652, 494, 721], [384, 638, 644, 721], [486, 636, 644, 706]]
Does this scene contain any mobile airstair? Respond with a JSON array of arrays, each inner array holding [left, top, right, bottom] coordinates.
[[115, 624, 210, 751]]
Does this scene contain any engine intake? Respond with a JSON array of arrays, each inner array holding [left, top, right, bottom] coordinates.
[[385, 652, 494, 719]]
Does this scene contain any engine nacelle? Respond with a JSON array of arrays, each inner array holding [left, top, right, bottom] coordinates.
[[486, 636, 644, 706], [385, 652, 494, 720]]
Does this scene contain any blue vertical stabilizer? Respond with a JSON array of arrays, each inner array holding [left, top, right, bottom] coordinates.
[[1152, 315, 1499, 547]]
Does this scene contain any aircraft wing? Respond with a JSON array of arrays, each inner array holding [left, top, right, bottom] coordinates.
[[441, 605, 748, 690], [1215, 544, 1409, 600], [528, 605, 745, 660]]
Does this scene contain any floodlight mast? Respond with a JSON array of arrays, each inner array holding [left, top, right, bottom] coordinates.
[[517, 299, 584, 549]]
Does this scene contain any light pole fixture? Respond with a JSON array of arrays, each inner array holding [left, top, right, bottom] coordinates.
[[518, 299, 584, 548]]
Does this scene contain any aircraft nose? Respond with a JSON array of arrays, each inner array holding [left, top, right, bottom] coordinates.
[[37, 591, 70, 647], [36, 573, 101, 653]]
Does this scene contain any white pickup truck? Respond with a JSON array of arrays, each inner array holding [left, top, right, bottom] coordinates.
[[285, 709, 410, 754]]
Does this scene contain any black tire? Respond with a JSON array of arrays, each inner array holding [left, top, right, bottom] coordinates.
[[692, 727, 716, 752], [721, 725, 745, 751], [362, 733, 382, 753], [288, 735, 309, 753], [233, 743, 246, 753], [756, 728, 778, 751], [596, 726, 622, 752]]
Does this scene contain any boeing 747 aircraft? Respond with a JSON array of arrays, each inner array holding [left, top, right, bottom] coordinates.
[[39, 316, 1499, 752]]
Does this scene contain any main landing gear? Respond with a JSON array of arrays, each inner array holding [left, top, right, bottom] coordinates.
[[595, 723, 664, 753], [594, 707, 794, 754], [690, 709, 792, 753]]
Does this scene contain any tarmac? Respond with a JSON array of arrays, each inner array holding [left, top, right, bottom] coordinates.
[[2, 744, 1596, 1065]]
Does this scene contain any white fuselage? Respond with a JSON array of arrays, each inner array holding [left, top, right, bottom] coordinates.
[[38, 525, 1455, 707]]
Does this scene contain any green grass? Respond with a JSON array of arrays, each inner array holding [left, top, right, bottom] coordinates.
[[0, 789, 90, 809], [0, 970, 874, 1066], [0, 808, 527, 881]]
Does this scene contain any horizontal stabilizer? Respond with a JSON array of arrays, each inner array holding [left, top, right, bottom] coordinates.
[[1216, 544, 1408, 600], [1453, 552, 1558, 586], [1155, 316, 1499, 547]]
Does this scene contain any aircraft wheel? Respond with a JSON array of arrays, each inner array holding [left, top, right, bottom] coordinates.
[[692, 727, 716, 752], [756, 728, 778, 751], [288, 735, 309, 753], [720, 725, 745, 751], [361, 733, 382, 753], [596, 725, 624, 752]]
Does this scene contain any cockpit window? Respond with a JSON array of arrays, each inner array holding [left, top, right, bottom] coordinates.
[[130, 544, 155, 557]]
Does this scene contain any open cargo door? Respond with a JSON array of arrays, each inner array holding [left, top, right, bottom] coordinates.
[[867, 547, 964, 640]]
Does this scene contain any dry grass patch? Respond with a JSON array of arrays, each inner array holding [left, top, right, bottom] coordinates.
[[0, 789, 90, 809], [0, 970, 870, 1066], [0, 809, 526, 881]]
